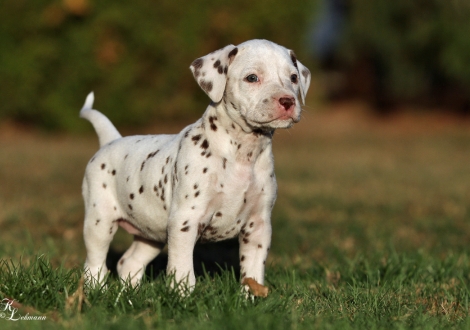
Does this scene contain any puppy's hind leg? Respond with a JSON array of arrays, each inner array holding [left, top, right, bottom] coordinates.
[[117, 236, 164, 286], [82, 180, 118, 287]]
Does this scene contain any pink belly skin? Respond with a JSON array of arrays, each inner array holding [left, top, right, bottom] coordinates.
[[117, 219, 144, 236]]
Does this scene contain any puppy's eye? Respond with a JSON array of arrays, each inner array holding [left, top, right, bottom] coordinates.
[[291, 74, 298, 84], [245, 74, 259, 83]]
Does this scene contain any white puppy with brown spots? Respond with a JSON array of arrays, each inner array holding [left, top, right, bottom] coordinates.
[[80, 39, 310, 293]]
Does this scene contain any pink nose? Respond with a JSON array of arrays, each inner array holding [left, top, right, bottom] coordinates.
[[279, 97, 295, 110]]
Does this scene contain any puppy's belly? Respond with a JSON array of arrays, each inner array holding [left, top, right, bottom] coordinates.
[[117, 219, 144, 236]]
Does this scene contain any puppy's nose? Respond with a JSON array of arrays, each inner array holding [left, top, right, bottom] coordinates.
[[279, 97, 295, 110]]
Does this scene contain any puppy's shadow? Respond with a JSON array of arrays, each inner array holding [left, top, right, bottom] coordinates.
[[106, 239, 240, 280]]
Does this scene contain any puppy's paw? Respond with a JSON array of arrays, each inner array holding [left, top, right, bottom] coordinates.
[[242, 277, 269, 298]]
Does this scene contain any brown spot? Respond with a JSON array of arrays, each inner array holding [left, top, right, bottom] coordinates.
[[250, 222, 254, 228], [164, 174, 168, 184], [181, 226, 190, 232], [102, 183, 107, 189], [101, 163, 106, 170], [244, 198, 246, 203], [302, 68, 310, 79], [215, 212, 222, 217], [124, 154, 128, 160], [141, 161, 146, 171], [200, 80, 213, 93], [209, 116, 218, 131], [130, 193, 134, 199], [206, 152, 211, 158], [290, 51, 298, 68], [191, 58, 204, 78], [241, 255, 245, 261], [192, 134, 202, 144], [201, 139, 209, 149], [139, 186, 144, 194], [258, 244, 263, 249], [237, 219, 241, 224], [128, 204, 133, 210], [224, 66, 228, 74], [213, 59, 221, 68], [194, 184, 198, 189], [126, 176, 130, 182], [112, 170, 116, 175], [183, 220, 188, 225], [217, 66, 224, 74], [95, 219, 100, 225], [222, 158, 227, 169], [154, 185, 157, 192], [195, 191, 200, 197], [166, 156, 170, 164], [243, 238, 249, 244], [148, 151, 159, 162], [119, 259, 124, 265], [203, 167, 208, 173], [238, 144, 242, 150], [228, 47, 238, 59]]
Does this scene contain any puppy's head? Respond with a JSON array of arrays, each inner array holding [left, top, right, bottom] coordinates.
[[190, 39, 311, 131]]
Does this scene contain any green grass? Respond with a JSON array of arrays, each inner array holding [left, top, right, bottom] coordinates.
[[0, 252, 469, 329], [0, 104, 470, 328]]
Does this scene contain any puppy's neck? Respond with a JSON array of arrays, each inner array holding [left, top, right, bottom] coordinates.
[[201, 103, 273, 164]]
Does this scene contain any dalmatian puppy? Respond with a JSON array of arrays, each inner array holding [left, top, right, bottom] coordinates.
[[80, 39, 310, 292]]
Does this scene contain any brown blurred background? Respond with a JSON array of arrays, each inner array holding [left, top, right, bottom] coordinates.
[[1, 0, 470, 131], [1, 0, 470, 268]]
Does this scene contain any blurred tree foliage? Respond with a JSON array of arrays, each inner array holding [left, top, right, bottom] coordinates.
[[0, 0, 313, 131], [337, 0, 470, 111]]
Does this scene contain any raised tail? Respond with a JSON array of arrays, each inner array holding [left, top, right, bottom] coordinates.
[[80, 92, 122, 147]]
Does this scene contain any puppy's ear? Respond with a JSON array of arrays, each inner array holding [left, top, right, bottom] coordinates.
[[289, 50, 311, 105], [190, 45, 238, 103]]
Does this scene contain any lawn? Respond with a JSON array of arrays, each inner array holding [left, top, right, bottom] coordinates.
[[0, 102, 469, 329]]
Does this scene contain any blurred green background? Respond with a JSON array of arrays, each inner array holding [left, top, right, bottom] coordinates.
[[1, 0, 470, 131]]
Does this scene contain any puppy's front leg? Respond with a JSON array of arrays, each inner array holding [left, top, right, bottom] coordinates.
[[166, 214, 199, 293], [238, 218, 272, 285]]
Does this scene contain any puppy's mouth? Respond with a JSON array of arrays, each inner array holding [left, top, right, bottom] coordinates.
[[252, 113, 300, 127]]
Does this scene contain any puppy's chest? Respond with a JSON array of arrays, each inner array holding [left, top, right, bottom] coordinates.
[[198, 160, 271, 242]]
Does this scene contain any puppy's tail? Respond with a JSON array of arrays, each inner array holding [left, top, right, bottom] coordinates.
[[80, 92, 122, 147]]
